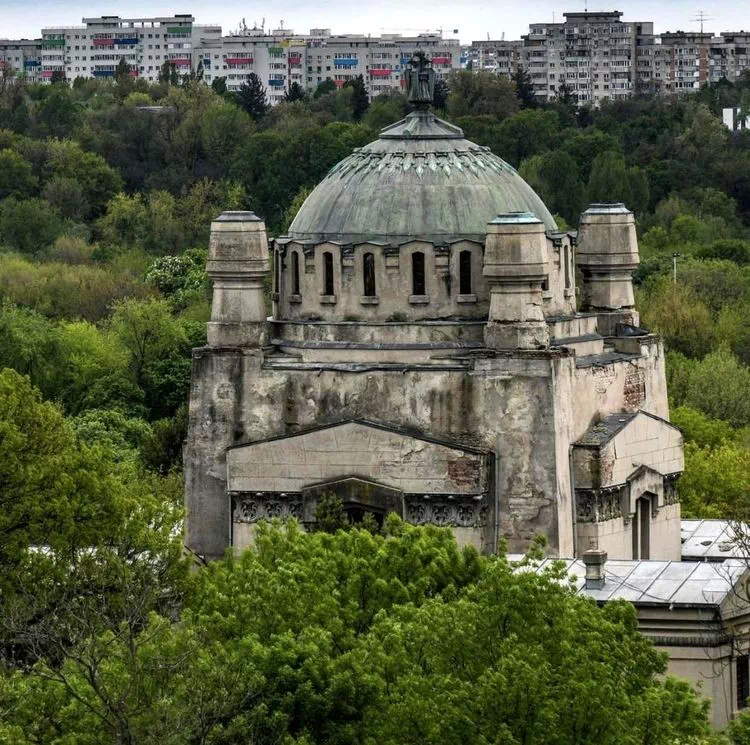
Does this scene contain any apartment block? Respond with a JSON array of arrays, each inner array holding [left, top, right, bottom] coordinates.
[[40, 15, 221, 84], [0, 39, 42, 84]]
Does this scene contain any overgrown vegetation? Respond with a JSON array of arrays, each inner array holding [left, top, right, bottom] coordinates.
[[2, 63, 750, 741]]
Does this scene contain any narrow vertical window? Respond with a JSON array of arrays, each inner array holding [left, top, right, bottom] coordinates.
[[459, 250, 472, 295], [323, 251, 334, 296], [632, 496, 651, 560], [274, 248, 280, 294], [564, 244, 571, 289], [363, 252, 376, 296], [738, 655, 750, 710], [412, 252, 425, 296], [292, 252, 300, 295]]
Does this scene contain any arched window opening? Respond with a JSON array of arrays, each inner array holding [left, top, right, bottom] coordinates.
[[412, 252, 426, 296], [564, 244, 571, 290], [363, 252, 376, 296], [459, 250, 472, 295], [292, 252, 300, 295], [323, 251, 334, 296], [632, 495, 651, 560]]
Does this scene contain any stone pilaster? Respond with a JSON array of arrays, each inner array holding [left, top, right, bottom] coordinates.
[[576, 203, 640, 312], [207, 211, 270, 348], [483, 212, 549, 350]]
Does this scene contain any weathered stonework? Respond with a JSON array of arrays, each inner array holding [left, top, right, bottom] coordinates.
[[185, 108, 682, 564]]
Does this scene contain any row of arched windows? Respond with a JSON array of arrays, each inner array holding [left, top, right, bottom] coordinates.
[[287, 249, 475, 299]]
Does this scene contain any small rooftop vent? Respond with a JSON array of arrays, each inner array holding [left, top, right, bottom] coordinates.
[[582, 549, 607, 590]]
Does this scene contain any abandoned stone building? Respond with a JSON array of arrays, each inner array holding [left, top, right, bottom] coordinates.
[[184, 59, 750, 729], [185, 59, 684, 564]]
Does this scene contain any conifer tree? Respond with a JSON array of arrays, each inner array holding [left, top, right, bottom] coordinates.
[[512, 65, 537, 108], [345, 74, 370, 120], [235, 73, 269, 121]]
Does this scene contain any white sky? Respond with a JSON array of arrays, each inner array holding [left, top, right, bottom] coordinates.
[[2, 0, 748, 42]]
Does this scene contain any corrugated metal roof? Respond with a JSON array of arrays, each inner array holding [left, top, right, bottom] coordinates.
[[508, 554, 746, 606]]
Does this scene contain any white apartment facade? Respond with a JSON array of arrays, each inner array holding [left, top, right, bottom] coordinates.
[[40, 15, 221, 84], [198, 30, 460, 102], [0, 39, 42, 84]]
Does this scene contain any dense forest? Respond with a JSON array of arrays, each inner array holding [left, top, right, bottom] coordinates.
[[2, 68, 750, 741]]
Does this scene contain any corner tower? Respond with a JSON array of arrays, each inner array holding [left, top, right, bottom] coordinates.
[[185, 58, 681, 562]]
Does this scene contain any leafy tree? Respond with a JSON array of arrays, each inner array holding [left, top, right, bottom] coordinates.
[[671, 405, 736, 449], [0, 198, 63, 255], [446, 70, 518, 118], [313, 79, 337, 98], [519, 150, 584, 224], [0, 521, 712, 744], [235, 73, 269, 121], [511, 65, 537, 108], [210, 76, 227, 95], [158, 60, 179, 86], [0, 148, 36, 199], [586, 150, 649, 215], [344, 74, 370, 121], [115, 57, 131, 84], [41, 175, 88, 220], [200, 101, 255, 170]]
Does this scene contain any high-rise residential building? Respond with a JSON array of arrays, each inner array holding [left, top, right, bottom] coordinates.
[[0, 39, 42, 83], [40, 15, 221, 84], [468, 12, 653, 105], [33, 15, 461, 102], [467, 11, 750, 105]]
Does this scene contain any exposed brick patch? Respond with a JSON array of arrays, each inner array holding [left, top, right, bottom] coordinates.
[[448, 458, 481, 488], [623, 367, 646, 410]]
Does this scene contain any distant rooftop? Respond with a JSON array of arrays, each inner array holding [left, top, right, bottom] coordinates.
[[509, 554, 746, 606], [681, 519, 746, 561]]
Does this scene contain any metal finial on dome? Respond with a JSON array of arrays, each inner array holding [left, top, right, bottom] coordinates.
[[407, 52, 435, 109]]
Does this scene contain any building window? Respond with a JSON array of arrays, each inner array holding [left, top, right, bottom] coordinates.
[[322, 251, 334, 296], [632, 495, 651, 560], [459, 250, 472, 295], [564, 244, 572, 289], [412, 252, 425, 296], [738, 656, 750, 710], [363, 252, 376, 296], [292, 251, 301, 296]]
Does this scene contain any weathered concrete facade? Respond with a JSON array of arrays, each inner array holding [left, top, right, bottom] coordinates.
[[185, 62, 683, 561]]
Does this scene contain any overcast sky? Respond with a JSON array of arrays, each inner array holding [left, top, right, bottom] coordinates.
[[3, 1, 748, 42]]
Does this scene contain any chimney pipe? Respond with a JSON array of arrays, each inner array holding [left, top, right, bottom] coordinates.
[[582, 549, 607, 590]]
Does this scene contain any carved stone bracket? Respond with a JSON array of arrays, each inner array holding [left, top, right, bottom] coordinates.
[[576, 486, 625, 523], [233, 493, 304, 523], [405, 496, 487, 528]]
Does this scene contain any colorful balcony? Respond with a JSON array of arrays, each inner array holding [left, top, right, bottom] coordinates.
[[166, 26, 191, 34], [115, 37, 139, 45], [128, 69, 139, 77], [334, 79, 346, 87], [268, 46, 284, 55], [431, 56, 452, 65], [40, 70, 54, 78], [24, 60, 40, 67], [171, 58, 191, 67], [93, 38, 115, 47], [288, 53, 302, 61], [93, 70, 114, 77], [334, 58, 358, 67], [268, 79, 285, 86], [225, 57, 253, 65], [370, 68, 393, 77]]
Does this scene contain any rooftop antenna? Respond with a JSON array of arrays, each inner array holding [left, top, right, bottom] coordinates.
[[690, 10, 714, 34]]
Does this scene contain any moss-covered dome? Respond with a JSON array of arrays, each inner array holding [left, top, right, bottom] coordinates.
[[287, 110, 557, 245]]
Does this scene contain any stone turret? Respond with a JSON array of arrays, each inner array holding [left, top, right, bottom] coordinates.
[[207, 211, 270, 348], [576, 203, 640, 313], [483, 212, 550, 350]]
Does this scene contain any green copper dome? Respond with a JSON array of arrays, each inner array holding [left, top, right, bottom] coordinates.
[[287, 110, 557, 245]]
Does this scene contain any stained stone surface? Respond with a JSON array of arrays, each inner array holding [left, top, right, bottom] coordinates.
[[287, 110, 557, 244]]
